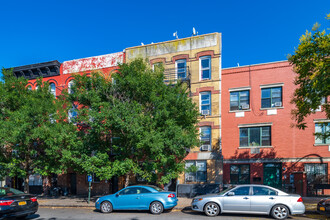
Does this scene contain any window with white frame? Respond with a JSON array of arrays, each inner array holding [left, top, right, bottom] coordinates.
[[185, 160, 207, 182], [152, 62, 163, 71], [200, 56, 211, 80], [315, 122, 330, 145], [261, 87, 282, 108], [176, 59, 186, 79], [68, 80, 74, 94], [240, 126, 271, 147], [230, 90, 250, 111], [200, 92, 211, 115], [50, 83, 56, 97], [200, 127, 211, 151]]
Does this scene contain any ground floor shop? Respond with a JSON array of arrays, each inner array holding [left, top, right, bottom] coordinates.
[[223, 159, 330, 196]]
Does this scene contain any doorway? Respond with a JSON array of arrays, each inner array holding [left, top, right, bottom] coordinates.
[[263, 163, 282, 189]]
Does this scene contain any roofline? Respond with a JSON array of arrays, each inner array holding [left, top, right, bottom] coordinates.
[[222, 60, 289, 70], [63, 51, 124, 63], [126, 32, 220, 50]]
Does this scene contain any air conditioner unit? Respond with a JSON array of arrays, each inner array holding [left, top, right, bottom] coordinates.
[[201, 145, 210, 151], [241, 104, 250, 109], [201, 110, 210, 116], [251, 148, 260, 154], [186, 176, 193, 181], [274, 102, 282, 107]]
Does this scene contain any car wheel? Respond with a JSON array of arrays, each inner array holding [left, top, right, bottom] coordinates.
[[150, 201, 164, 215], [100, 201, 113, 213], [271, 205, 289, 219], [204, 202, 220, 217]]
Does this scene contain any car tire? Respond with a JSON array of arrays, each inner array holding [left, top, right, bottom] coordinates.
[[150, 201, 164, 215], [100, 201, 113, 213], [271, 205, 289, 219], [204, 202, 220, 217]]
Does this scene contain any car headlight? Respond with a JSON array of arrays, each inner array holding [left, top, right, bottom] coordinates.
[[193, 198, 203, 202]]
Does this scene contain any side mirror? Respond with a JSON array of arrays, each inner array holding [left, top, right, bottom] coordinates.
[[116, 193, 119, 197], [227, 192, 235, 196]]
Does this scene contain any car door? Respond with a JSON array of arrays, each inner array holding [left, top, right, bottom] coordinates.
[[135, 187, 153, 209], [250, 186, 277, 213], [113, 187, 140, 210], [223, 186, 251, 212]]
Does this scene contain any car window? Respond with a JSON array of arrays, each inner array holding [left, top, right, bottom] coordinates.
[[0, 187, 24, 196], [231, 186, 250, 196], [148, 185, 163, 192], [253, 186, 277, 196], [138, 188, 151, 194], [119, 188, 138, 195]]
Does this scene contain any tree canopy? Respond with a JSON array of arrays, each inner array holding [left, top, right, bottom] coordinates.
[[67, 59, 200, 187], [289, 14, 330, 138], [0, 69, 80, 193]]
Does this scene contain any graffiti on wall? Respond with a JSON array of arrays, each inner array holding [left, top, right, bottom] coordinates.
[[63, 52, 124, 74]]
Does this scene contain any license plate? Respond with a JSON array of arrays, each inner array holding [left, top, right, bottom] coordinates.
[[18, 201, 27, 206]]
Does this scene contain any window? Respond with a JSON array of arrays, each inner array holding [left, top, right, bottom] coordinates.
[[315, 122, 330, 144], [200, 127, 211, 150], [50, 83, 56, 97], [176, 59, 186, 79], [252, 186, 277, 196], [68, 81, 74, 94], [200, 56, 211, 80], [231, 186, 250, 195], [152, 62, 163, 71], [305, 163, 328, 185], [27, 85, 32, 91], [68, 104, 78, 123], [200, 92, 211, 115], [261, 87, 282, 108], [119, 188, 138, 195], [230, 90, 250, 111], [185, 160, 207, 182], [240, 126, 271, 147], [230, 164, 250, 184], [137, 187, 151, 194]]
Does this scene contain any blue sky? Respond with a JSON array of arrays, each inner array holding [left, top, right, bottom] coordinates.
[[0, 0, 329, 76]]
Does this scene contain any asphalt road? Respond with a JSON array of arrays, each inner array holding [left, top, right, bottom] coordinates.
[[21, 207, 322, 220]]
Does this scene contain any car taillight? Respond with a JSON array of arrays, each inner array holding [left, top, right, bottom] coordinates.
[[0, 200, 14, 206], [30, 197, 37, 202], [168, 193, 175, 198], [297, 197, 303, 202]]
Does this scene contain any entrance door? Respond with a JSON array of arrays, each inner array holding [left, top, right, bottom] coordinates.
[[263, 163, 282, 189], [69, 173, 77, 195]]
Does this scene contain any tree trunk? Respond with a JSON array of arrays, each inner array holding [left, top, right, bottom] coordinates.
[[24, 175, 29, 194], [124, 173, 130, 188]]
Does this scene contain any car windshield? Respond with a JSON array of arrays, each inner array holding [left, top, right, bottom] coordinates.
[[0, 187, 25, 196], [219, 186, 235, 195], [147, 185, 163, 192]]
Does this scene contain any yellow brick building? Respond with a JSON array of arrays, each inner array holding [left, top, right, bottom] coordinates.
[[125, 33, 222, 188]]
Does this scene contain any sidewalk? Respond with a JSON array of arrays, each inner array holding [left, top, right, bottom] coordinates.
[[37, 196, 321, 213]]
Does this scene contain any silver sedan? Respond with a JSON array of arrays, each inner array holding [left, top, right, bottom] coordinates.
[[191, 184, 305, 219]]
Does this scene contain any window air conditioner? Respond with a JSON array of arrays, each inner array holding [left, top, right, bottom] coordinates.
[[241, 104, 250, 110], [251, 148, 260, 154], [201, 110, 210, 116], [186, 176, 193, 181], [274, 102, 282, 107], [201, 145, 210, 151]]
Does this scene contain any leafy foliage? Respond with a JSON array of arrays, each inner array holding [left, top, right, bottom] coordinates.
[[289, 14, 330, 139], [67, 59, 200, 186], [0, 69, 80, 192]]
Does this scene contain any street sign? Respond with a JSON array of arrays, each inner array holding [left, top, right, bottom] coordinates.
[[88, 175, 92, 182]]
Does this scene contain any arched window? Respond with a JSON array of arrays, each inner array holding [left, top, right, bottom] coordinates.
[[27, 85, 32, 91], [50, 83, 56, 97], [68, 104, 78, 123], [68, 81, 74, 94]]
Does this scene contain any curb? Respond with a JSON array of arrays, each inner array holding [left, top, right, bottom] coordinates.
[[38, 204, 188, 210]]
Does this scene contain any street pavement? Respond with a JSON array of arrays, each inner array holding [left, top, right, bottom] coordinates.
[[25, 207, 320, 220]]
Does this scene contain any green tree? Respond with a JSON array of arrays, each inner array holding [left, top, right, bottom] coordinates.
[[0, 69, 80, 193], [68, 59, 200, 187], [289, 14, 330, 139]]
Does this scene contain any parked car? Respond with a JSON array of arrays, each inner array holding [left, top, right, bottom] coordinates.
[[191, 184, 305, 219], [95, 185, 178, 214], [317, 197, 330, 217], [0, 187, 38, 220]]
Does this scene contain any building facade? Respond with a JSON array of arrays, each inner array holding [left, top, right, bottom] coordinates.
[[222, 61, 329, 196], [126, 33, 223, 189]]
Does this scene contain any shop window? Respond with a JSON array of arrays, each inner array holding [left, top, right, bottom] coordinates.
[[261, 87, 282, 108], [230, 90, 250, 111], [230, 164, 250, 184], [315, 122, 330, 145], [240, 126, 271, 147], [185, 160, 207, 182], [304, 163, 328, 185]]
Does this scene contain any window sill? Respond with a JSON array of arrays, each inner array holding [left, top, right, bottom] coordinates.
[[238, 146, 273, 149], [314, 144, 330, 146], [260, 107, 284, 110], [229, 109, 251, 113]]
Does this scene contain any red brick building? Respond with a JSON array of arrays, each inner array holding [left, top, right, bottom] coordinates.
[[222, 61, 329, 196]]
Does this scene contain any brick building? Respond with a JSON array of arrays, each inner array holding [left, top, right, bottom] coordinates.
[[222, 61, 329, 196]]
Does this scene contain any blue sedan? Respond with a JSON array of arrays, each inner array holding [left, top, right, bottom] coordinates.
[[95, 185, 178, 214]]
